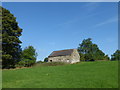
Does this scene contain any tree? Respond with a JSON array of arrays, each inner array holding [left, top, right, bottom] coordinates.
[[78, 53, 85, 61], [2, 7, 22, 68], [44, 57, 48, 62], [104, 55, 110, 60], [36, 60, 44, 63], [111, 50, 120, 61], [20, 46, 38, 67], [78, 38, 108, 61]]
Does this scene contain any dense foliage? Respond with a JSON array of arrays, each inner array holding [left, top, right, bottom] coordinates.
[[44, 57, 48, 62], [2, 7, 22, 68], [17, 46, 38, 67], [111, 50, 120, 60], [78, 38, 109, 61], [36, 61, 44, 63]]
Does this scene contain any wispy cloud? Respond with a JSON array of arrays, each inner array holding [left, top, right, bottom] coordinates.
[[57, 17, 80, 26], [57, 3, 100, 27], [94, 16, 118, 28], [57, 12, 99, 27], [82, 2, 100, 13]]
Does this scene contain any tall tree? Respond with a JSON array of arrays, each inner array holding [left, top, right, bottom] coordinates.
[[2, 7, 22, 68], [0, 7, 2, 68], [44, 57, 48, 62], [78, 38, 109, 61], [19, 46, 37, 67], [111, 50, 120, 61]]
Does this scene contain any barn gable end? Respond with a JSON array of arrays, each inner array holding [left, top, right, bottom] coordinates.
[[48, 49, 80, 64]]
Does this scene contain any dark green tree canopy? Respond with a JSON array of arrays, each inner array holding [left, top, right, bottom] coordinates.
[[111, 50, 120, 60], [2, 7, 22, 68], [44, 57, 48, 62], [19, 46, 38, 67], [78, 38, 109, 61], [22, 46, 37, 60]]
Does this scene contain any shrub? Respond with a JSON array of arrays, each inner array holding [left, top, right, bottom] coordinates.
[[34, 62, 67, 67]]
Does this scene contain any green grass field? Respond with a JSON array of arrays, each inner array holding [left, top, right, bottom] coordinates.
[[2, 61, 118, 88]]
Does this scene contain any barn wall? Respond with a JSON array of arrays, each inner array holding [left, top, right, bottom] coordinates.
[[48, 49, 80, 64], [48, 55, 72, 63], [70, 49, 80, 63]]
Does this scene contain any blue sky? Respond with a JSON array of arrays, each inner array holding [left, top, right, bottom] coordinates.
[[3, 2, 118, 61]]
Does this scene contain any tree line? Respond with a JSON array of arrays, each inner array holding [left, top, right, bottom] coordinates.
[[1, 7, 120, 69], [78, 38, 110, 61], [2, 7, 37, 69]]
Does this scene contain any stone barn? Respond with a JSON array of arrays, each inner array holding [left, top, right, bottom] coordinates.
[[48, 49, 80, 64]]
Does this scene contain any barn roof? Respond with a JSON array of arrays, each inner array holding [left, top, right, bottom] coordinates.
[[49, 49, 74, 57]]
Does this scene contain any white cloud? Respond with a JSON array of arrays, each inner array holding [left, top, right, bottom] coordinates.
[[94, 16, 118, 28], [81, 2, 100, 13], [58, 12, 99, 27]]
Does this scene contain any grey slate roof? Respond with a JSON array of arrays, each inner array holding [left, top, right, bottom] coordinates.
[[49, 49, 74, 57]]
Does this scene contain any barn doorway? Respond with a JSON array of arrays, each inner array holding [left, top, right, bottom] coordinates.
[[50, 60, 52, 62]]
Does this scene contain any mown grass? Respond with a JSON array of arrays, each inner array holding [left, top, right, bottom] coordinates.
[[2, 61, 118, 88]]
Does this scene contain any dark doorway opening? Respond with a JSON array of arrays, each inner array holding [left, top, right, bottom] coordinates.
[[50, 60, 52, 62]]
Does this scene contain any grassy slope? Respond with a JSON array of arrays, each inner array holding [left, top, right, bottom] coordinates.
[[2, 61, 118, 88]]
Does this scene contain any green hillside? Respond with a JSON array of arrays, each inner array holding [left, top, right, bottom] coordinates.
[[2, 61, 118, 88]]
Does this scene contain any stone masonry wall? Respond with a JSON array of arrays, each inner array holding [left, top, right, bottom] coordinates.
[[48, 55, 72, 63], [48, 49, 80, 64], [70, 49, 80, 63]]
